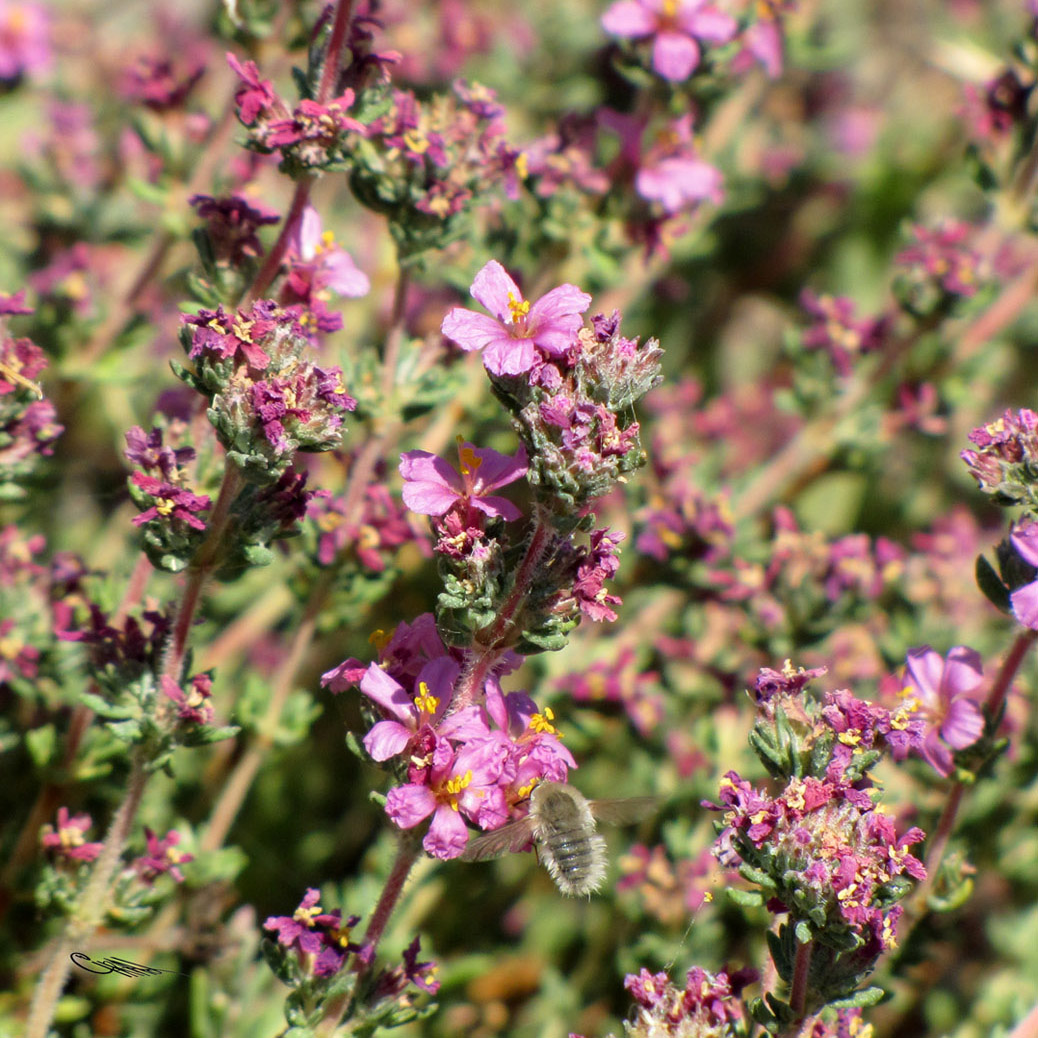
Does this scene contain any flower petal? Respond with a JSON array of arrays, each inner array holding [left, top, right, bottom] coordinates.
[[469, 443, 528, 492], [601, 0, 657, 37], [528, 284, 592, 324], [482, 336, 537, 376], [364, 720, 412, 761], [386, 784, 437, 829], [470, 260, 522, 321], [1011, 581, 1038, 629], [424, 804, 470, 859], [941, 646, 984, 698], [904, 646, 943, 708], [941, 698, 984, 750], [652, 30, 699, 81], [684, 7, 738, 43], [441, 308, 512, 353], [359, 664, 414, 721], [471, 495, 523, 521]]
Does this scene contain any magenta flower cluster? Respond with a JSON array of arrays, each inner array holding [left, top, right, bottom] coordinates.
[[323, 615, 573, 860]]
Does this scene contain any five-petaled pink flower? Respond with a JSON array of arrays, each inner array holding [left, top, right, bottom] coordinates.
[[901, 645, 985, 776], [440, 260, 591, 376], [400, 439, 528, 521], [601, 0, 737, 83]]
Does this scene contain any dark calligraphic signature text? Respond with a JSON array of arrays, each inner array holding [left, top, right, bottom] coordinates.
[[70, 952, 186, 978]]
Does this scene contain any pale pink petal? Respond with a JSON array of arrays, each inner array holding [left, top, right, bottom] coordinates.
[[297, 206, 323, 259], [470, 443, 527, 491], [471, 495, 523, 521], [1011, 581, 1038, 629], [324, 251, 370, 297], [424, 804, 470, 859], [482, 336, 538, 376], [441, 308, 513, 353], [359, 664, 414, 721], [684, 7, 738, 43], [941, 646, 984, 698], [904, 646, 943, 709], [531, 314, 583, 354], [941, 699, 984, 750], [470, 260, 523, 321], [652, 31, 699, 81], [386, 784, 437, 828], [528, 284, 592, 323], [364, 721, 413, 761], [601, 0, 658, 38]]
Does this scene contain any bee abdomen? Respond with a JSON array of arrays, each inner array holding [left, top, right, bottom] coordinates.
[[541, 829, 607, 897]]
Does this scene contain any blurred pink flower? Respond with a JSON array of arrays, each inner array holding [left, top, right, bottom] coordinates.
[[0, 0, 51, 80], [902, 645, 985, 776], [601, 0, 736, 82]]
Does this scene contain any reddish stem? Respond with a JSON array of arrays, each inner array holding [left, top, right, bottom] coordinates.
[[244, 177, 314, 305], [984, 627, 1037, 717], [316, 0, 356, 104], [450, 516, 554, 713], [161, 463, 244, 685], [315, 833, 423, 1037]]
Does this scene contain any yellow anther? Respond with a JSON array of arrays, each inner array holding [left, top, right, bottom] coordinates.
[[413, 681, 440, 716], [444, 770, 473, 809], [294, 902, 322, 926], [507, 291, 530, 323]]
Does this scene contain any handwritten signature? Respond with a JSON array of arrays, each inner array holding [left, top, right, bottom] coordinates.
[[70, 953, 186, 978]]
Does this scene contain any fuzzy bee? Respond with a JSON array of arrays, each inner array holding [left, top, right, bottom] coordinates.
[[460, 781, 655, 897]]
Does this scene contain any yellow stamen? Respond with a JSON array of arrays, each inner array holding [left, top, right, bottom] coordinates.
[[507, 291, 530, 323], [444, 770, 473, 810], [413, 681, 440, 716]]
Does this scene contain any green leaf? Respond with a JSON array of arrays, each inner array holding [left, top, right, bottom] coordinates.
[[727, 887, 765, 907], [25, 724, 57, 767], [975, 554, 1011, 613], [828, 986, 886, 1009]]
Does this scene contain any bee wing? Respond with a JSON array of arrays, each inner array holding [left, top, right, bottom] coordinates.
[[459, 817, 536, 862], [587, 797, 657, 826]]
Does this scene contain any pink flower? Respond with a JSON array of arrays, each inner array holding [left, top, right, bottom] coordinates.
[[134, 827, 193, 884], [440, 260, 591, 376], [386, 738, 510, 859], [902, 645, 985, 776], [293, 207, 370, 298], [601, 0, 737, 82], [359, 656, 460, 761], [40, 807, 103, 863], [399, 440, 527, 521], [0, 0, 51, 80], [635, 115, 724, 213]]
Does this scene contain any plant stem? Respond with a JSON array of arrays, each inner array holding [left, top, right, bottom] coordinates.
[[25, 751, 150, 1038], [907, 627, 1036, 922], [314, 832, 423, 1038], [450, 515, 554, 713], [244, 177, 314, 305], [788, 936, 812, 1019], [316, 0, 356, 104]]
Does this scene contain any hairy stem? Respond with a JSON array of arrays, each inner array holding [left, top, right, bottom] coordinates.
[[315, 832, 424, 1037], [25, 751, 150, 1038], [450, 516, 554, 713]]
